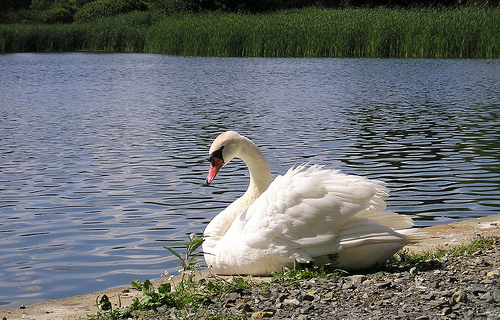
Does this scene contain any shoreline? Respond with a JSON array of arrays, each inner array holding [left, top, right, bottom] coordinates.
[[2, 214, 499, 320]]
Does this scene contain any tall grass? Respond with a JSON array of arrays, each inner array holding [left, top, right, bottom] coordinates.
[[1, 8, 499, 57], [78, 11, 162, 52], [146, 7, 500, 58], [0, 24, 87, 52], [0, 11, 162, 52]]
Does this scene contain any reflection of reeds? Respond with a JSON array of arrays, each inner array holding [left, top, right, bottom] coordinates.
[[1, 8, 498, 57]]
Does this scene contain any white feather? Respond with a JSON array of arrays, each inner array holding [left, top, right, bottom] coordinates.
[[203, 131, 417, 275]]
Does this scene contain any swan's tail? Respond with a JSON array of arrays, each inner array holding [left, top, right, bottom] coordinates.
[[401, 228, 426, 245]]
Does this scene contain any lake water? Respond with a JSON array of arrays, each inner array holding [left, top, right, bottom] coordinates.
[[0, 54, 499, 309]]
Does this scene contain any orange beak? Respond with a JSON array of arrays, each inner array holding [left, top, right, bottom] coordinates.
[[206, 157, 224, 184]]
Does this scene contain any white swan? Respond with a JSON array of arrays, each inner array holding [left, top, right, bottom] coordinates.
[[203, 131, 416, 275]]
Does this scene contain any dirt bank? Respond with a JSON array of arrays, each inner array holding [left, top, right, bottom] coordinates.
[[2, 214, 499, 320]]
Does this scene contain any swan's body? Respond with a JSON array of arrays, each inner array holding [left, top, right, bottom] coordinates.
[[203, 131, 415, 275]]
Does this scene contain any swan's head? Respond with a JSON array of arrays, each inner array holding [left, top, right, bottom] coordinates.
[[206, 131, 246, 184]]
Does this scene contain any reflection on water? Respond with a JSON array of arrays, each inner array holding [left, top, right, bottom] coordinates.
[[0, 54, 499, 309]]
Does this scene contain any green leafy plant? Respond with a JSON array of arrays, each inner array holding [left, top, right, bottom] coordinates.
[[40, 6, 74, 23], [96, 294, 112, 311], [113, 234, 205, 313], [130, 279, 175, 310], [164, 233, 204, 278], [74, 0, 147, 22], [91, 293, 134, 320]]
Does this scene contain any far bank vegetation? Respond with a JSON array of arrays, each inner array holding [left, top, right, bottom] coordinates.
[[1, 0, 499, 57]]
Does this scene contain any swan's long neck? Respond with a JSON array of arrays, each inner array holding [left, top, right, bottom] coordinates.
[[240, 139, 273, 202], [204, 137, 272, 245]]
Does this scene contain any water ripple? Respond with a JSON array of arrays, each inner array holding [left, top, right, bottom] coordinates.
[[0, 54, 499, 309]]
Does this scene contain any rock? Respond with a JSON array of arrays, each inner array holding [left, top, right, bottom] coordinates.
[[453, 291, 468, 303], [302, 294, 315, 302], [235, 299, 252, 311], [225, 292, 239, 302], [421, 293, 435, 301], [349, 274, 367, 285], [479, 292, 496, 303], [283, 298, 300, 306], [470, 286, 487, 296], [486, 269, 499, 278], [341, 282, 355, 290], [440, 289, 453, 297], [251, 311, 275, 318], [377, 281, 392, 289], [441, 307, 453, 315]]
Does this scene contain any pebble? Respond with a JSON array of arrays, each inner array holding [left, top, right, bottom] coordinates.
[[251, 311, 274, 318], [486, 269, 499, 278]]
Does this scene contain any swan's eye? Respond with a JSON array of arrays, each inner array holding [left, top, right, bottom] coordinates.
[[208, 146, 224, 163]]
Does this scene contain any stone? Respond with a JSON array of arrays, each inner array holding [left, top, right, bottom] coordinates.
[[470, 286, 487, 296], [453, 291, 468, 303], [479, 292, 496, 303], [235, 299, 252, 311], [349, 274, 367, 285], [410, 267, 418, 275], [342, 282, 355, 290], [486, 269, 499, 278], [225, 292, 239, 302], [377, 281, 392, 289], [441, 307, 453, 315], [283, 298, 300, 306], [421, 293, 435, 300], [302, 294, 315, 302], [251, 311, 275, 318]]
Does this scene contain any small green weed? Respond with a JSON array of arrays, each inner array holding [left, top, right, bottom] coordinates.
[[203, 275, 253, 297], [130, 279, 175, 310], [271, 261, 348, 284], [90, 294, 133, 319], [87, 234, 206, 319], [389, 237, 496, 267], [165, 233, 204, 277]]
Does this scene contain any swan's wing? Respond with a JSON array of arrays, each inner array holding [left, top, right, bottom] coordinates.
[[359, 206, 414, 230], [231, 165, 409, 263]]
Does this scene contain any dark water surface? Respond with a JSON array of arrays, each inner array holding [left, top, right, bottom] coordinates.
[[0, 54, 499, 309]]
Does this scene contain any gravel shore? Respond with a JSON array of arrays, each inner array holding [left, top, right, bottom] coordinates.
[[184, 237, 499, 320]]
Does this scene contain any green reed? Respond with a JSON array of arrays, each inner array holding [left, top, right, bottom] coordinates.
[[0, 11, 161, 53], [1, 7, 498, 57], [146, 7, 500, 58], [0, 24, 86, 52], [80, 11, 162, 52]]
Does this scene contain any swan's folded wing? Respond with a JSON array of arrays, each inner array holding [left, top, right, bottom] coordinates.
[[236, 165, 398, 260]]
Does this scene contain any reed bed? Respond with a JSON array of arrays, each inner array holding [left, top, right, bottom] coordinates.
[[1, 7, 499, 57], [146, 7, 500, 58], [0, 11, 161, 52], [0, 24, 86, 52]]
